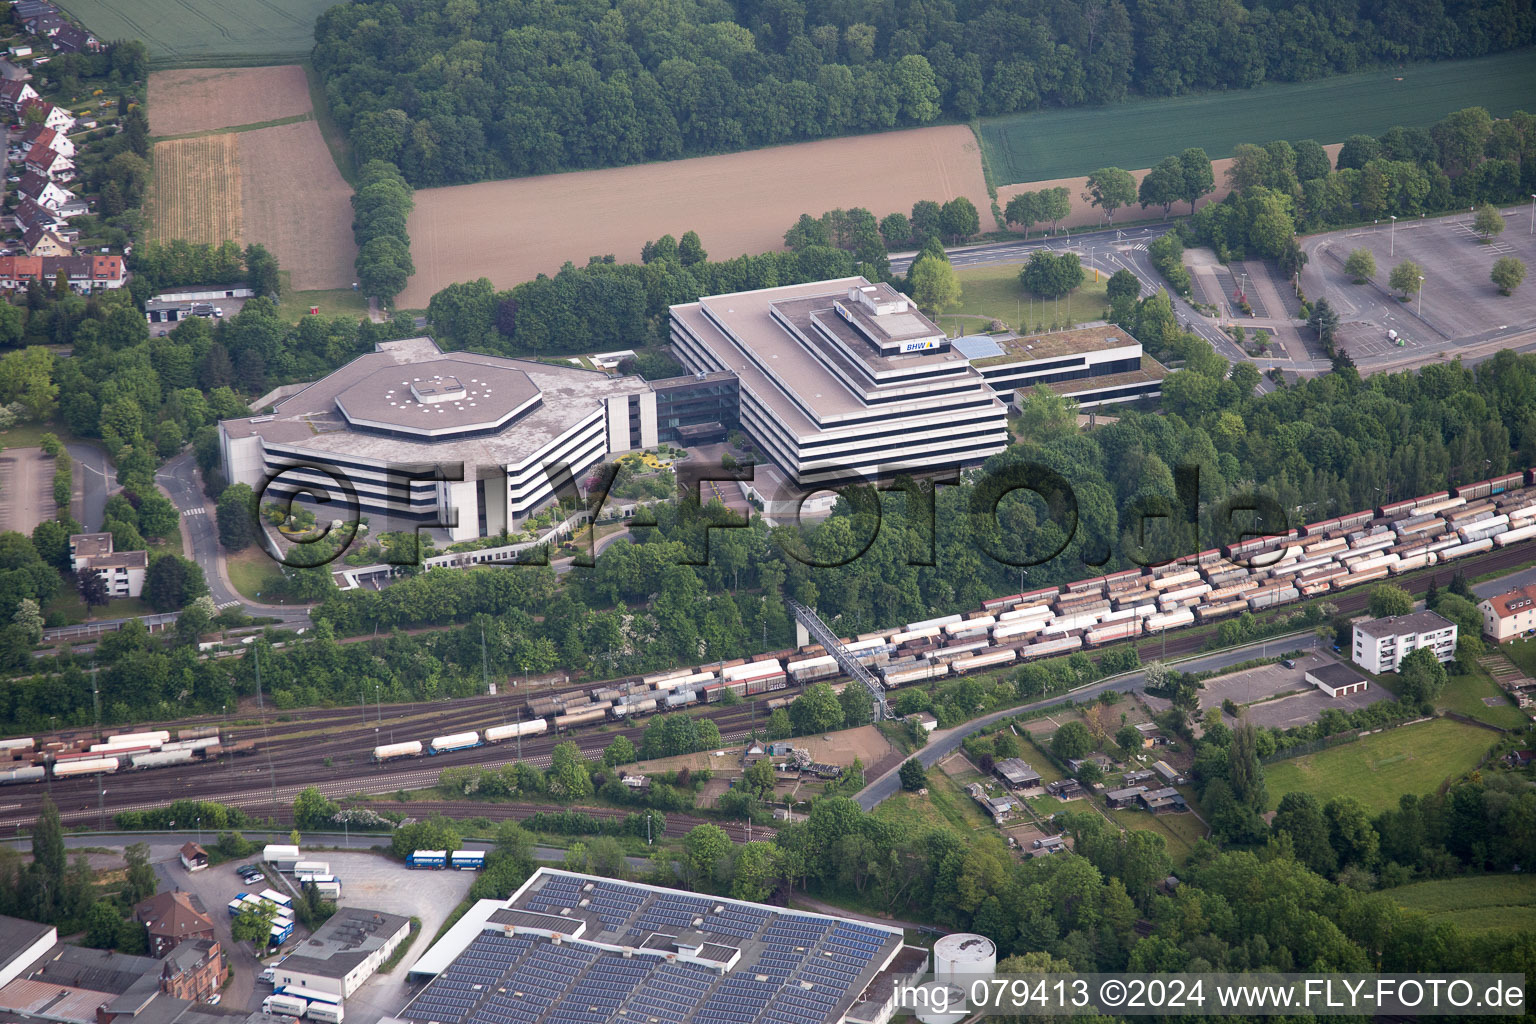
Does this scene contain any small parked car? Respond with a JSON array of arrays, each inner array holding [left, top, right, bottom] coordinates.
[[1281, 658, 1296, 669]]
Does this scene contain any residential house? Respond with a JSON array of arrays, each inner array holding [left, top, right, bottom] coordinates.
[[178, 843, 208, 872], [11, 0, 61, 24], [68, 532, 146, 597], [18, 124, 74, 158], [17, 171, 74, 212], [133, 891, 216, 958], [18, 97, 73, 133], [0, 79, 39, 114], [1104, 785, 1147, 809], [50, 23, 100, 53], [994, 757, 1041, 790], [1352, 610, 1458, 673], [60, 252, 127, 291], [158, 939, 225, 1002], [22, 225, 71, 258], [24, 141, 73, 180], [1137, 787, 1187, 813], [0, 255, 45, 289], [0, 58, 34, 81], [1479, 584, 1536, 643], [6, 45, 31, 59], [16, 196, 68, 234]]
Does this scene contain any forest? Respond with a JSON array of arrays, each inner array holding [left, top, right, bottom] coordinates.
[[311, 0, 1536, 188]]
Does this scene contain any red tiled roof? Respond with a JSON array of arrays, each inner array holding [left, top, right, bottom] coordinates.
[[1486, 583, 1536, 619]]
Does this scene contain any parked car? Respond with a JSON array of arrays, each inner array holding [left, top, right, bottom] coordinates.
[[1281, 658, 1296, 669], [204, 995, 220, 1006]]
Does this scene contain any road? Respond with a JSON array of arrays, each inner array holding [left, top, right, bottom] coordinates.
[[156, 450, 311, 626], [66, 441, 113, 532], [891, 225, 1249, 364], [855, 633, 1317, 810]]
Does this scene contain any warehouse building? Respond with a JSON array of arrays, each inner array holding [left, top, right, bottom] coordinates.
[[219, 338, 657, 541], [399, 868, 927, 1024], [271, 907, 412, 1002], [1352, 611, 1458, 674], [670, 278, 1010, 488]]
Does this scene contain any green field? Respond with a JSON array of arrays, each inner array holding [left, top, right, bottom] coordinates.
[[1264, 718, 1494, 814], [1436, 664, 1530, 731], [55, 0, 333, 66], [980, 48, 1536, 186], [1390, 875, 1536, 936], [938, 263, 1111, 336], [1108, 806, 1208, 863]]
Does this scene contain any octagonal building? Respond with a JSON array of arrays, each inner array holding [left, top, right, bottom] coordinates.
[[219, 338, 657, 540]]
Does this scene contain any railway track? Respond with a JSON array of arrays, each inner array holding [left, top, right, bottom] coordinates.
[[3, 542, 1531, 832]]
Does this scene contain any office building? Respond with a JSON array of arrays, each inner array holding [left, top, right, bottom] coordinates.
[[952, 324, 1168, 409], [219, 338, 657, 541], [1352, 611, 1458, 673], [670, 278, 1009, 488]]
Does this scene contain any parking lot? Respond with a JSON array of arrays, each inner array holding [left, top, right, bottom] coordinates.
[[1303, 206, 1536, 361], [1198, 651, 1388, 729], [0, 447, 56, 533], [161, 848, 476, 1024]]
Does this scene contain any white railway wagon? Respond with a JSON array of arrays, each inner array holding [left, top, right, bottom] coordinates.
[[1348, 535, 1396, 555], [615, 698, 659, 716], [891, 624, 945, 646], [484, 720, 548, 743], [1085, 621, 1140, 645], [722, 659, 783, 681], [1392, 554, 1433, 574], [997, 605, 1052, 625], [0, 737, 36, 754], [1020, 635, 1084, 659], [932, 639, 991, 661], [1496, 523, 1536, 546], [373, 741, 423, 762], [106, 731, 170, 747], [1144, 608, 1195, 632], [1150, 569, 1201, 590], [1334, 565, 1390, 589], [787, 655, 839, 682], [882, 662, 950, 686], [1459, 515, 1509, 541], [1414, 496, 1466, 516], [1247, 586, 1300, 610], [1159, 583, 1212, 605], [944, 617, 994, 639], [130, 749, 194, 770], [0, 765, 45, 785], [1505, 502, 1536, 523], [1208, 580, 1260, 602], [429, 732, 480, 754], [952, 649, 1018, 674], [905, 613, 963, 632], [1047, 611, 1100, 633], [1348, 553, 1399, 574], [642, 668, 692, 687], [1438, 538, 1494, 561], [992, 620, 1041, 642], [54, 757, 118, 778]]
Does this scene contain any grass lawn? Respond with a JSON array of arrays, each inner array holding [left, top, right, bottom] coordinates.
[[935, 263, 1111, 336], [1436, 663, 1530, 731], [225, 547, 289, 603], [45, 589, 155, 625], [1108, 807, 1207, 862], [1263, 718, 1496, 814], [1388, 875, 1536, 936], [979, 48, 1536, 185], [0, 420, 72, 450], [874, 764, 996, 835], [275, 277, 370, 324], [1503, 637, 1536, 679]]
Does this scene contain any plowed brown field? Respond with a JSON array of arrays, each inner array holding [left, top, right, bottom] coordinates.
[[147, 66, 313, 136], [237, 121, 355, 291], [399, 125, 990, 307]]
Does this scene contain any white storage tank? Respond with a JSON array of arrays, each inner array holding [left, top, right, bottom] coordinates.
[[911, 982, 967, 1024], [933, 932, 997, 985]]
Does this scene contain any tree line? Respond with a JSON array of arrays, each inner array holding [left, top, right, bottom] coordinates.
[[352, 160, 416, 302], [312, 0, 1536, 188]]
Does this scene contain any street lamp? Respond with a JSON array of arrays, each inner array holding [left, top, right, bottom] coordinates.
[[1417, 275, 1424, 318], [1529, 194, 1535, 235], [1389, 215, 1397, 257]]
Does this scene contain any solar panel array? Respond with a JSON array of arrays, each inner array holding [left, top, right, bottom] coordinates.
[[405, 878, 901, 1024]]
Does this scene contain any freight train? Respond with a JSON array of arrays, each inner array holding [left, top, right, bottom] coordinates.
[[0, 726, 250, 785]]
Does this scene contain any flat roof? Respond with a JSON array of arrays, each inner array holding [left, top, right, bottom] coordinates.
[[0, 916, 51, 970], [978, 324, 1136, 368], [334, 360, 540, 436], [221, 338, 649, 470], [281, 907, 410, 979], [69, 533, 112, 558], [401, 869, 906, 1024], [1038, 360, 1170, 399], [1308, 662, 1370, 687], [1354, 610, 1456, 639]]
